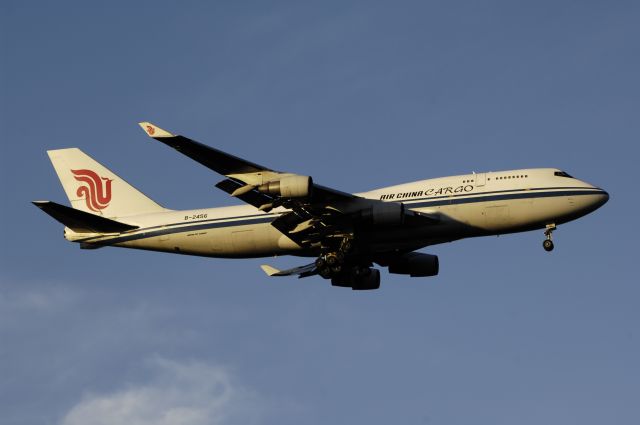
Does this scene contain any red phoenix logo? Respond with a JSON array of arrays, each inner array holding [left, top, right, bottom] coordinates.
[[146, 125, 155, 135], [71, 169, 113, 212]]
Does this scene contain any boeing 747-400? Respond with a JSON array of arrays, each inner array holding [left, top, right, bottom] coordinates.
[[33, 123, 609, 290]]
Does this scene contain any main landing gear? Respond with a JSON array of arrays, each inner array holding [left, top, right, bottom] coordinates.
[[543, 224, 556, 252], [314, 237, 380, 290], [315, 237, 354, 276]]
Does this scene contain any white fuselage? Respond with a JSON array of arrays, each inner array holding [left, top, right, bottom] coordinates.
[[68, 168, 608, 258]]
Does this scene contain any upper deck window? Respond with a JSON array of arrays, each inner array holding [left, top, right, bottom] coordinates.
[[554, 171, 573, 178]]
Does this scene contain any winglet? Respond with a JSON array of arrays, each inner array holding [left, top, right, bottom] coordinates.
[[260, 264, 282, 276], [138, 122, 175, 138]]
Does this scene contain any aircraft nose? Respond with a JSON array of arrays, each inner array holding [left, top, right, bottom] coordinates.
[[592, 188, 609, 209]]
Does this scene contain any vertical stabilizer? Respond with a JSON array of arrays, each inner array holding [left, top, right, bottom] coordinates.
[[47, 148, 168, 218]]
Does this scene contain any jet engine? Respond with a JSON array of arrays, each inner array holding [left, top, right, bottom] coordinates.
[[330, 267, 381, 290], [360, 202, 405, 226], [387, 252, 439, 277], [352, 268, 381, 290], [258, 175, 313, 198]]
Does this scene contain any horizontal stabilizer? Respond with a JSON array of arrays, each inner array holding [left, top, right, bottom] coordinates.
[[260, 262, 317, 278], [33, 201, 139, 233], [260, 265, 284, 276]]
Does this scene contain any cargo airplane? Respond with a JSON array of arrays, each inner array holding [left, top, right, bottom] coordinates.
[[34, 123, 609, 290]]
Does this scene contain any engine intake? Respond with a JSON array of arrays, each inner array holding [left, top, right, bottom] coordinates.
[[388, 252, 439, 277], [258, 175, 312, 198]]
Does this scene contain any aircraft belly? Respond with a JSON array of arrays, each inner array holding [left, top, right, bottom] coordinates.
[[462, 197, 568, 233], [116, 222, 302, 258], [395, 195, 581, 244], [456, 196, 589, 233], [365, 206, 471, 250], [223, 223, 301, 257]]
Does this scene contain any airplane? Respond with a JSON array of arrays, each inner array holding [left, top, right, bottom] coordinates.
[[33, 122, 609, 290]]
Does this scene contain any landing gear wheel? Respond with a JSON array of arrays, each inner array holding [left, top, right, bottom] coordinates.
[[317, 251, 346, 279], [319, 267, 332, 279], [326, 253, 339, 266], [542, 223, 556, 252]]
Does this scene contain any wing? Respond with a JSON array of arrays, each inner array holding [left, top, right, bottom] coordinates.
[[138, 122, 436, 251], [139, 122, 272, 175], [260, 262, 317, 278]]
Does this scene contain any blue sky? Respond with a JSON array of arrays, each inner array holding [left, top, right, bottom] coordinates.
[[2, 1, 639, 424]]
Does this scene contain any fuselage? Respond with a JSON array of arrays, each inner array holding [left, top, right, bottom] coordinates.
[[68, 168, 608, 258]]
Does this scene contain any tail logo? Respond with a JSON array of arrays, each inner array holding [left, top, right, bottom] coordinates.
[[71, 169, 113, 212], [146, 125, 155, 135]]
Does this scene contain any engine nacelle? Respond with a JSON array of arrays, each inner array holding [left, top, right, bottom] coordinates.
[[360, 202, 405, 226], [351, 268, 381, 290], [388, 253, 439, 277], [330, 267, 381, 290], [258, 175, 312, 198]]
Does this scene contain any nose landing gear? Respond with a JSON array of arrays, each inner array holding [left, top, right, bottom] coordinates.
[[543, 224, 556, 252]]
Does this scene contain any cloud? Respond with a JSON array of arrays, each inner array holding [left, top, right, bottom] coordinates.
[[60, 357, 265, 425], [0, 278, 79, 313]]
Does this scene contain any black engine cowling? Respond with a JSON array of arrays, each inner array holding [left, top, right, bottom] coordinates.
[[360, 202, 405, 226], [330, 268, 381, 290], [387, 253, 439, 277], [351, 268, 381, 290]]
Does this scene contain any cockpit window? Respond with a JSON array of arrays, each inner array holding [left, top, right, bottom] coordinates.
[[554, 171, 573, 178]]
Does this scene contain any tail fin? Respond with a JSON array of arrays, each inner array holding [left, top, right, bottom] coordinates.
[[47, 148, 168, 218]]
